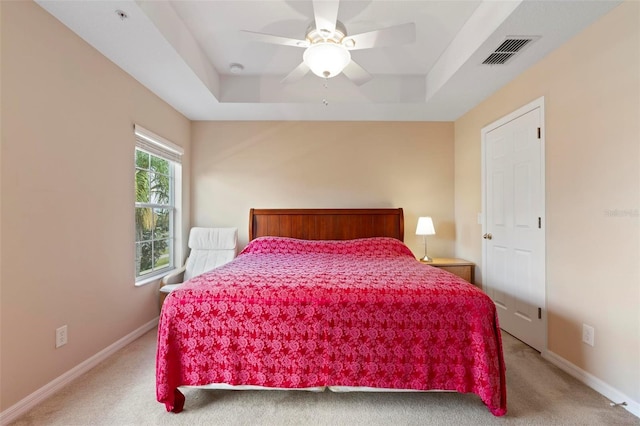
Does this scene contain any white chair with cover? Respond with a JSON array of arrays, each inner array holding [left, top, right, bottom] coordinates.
[[159, 227, 237, 307]]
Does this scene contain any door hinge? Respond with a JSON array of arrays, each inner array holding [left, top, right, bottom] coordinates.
[[537, 127, 541, 139], [538, 217, 542, 228], [538, 307, 542, 319]]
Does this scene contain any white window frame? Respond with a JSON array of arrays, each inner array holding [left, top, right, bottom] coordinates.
[[134, 125, 184, 286]]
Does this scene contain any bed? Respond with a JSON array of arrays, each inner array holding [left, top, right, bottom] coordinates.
[[156, 208, 506, 416]]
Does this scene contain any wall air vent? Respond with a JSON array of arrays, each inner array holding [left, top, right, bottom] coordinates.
[[482, 36, 539, 65]]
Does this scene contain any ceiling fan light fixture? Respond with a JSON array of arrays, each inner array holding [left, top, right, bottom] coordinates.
[[303, 42, 351, 78]]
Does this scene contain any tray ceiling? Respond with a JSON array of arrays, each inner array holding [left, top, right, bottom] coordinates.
[[36, 0, 620, 121]]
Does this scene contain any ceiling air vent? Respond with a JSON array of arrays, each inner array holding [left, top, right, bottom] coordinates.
[[482, 37, 538, 65]]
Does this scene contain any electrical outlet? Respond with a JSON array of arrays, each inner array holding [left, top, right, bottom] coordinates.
[[582, 324, 595, 347], [56, 325, 68, 348]]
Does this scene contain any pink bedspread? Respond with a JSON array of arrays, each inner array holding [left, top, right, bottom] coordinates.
[[156, 237, 506, 416]]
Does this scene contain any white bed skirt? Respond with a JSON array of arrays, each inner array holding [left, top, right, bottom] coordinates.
[[184, 384, 450, 393]]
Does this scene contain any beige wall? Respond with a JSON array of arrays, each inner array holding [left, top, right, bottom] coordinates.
[[454, 2, 639, 403], [191, 121, 455, 258], [0, 1, 190, 410]]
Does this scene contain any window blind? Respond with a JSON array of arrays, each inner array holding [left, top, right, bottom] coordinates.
[[134, 124, 183, 164]]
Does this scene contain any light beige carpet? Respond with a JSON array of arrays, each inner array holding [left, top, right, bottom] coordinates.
[[9, 328, 639, 426]]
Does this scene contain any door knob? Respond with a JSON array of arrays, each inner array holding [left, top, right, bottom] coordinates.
[[483, 233, 493, 240]]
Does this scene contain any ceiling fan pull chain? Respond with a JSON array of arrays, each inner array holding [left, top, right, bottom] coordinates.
[[322, 77, 329, 106]]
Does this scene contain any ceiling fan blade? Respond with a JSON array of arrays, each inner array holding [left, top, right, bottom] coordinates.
[[241, 30, 308, 48], [313, 0, 339, 36], [342, 60, 372, 86], [344, 22, 416, 50], [281, 62, 310, 84]]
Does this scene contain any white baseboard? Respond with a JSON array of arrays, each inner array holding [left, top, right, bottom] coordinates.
[[542, 350, 640, 418], [0, 317, 159, 425]]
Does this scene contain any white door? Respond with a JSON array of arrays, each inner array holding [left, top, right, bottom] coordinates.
[[483, 99, 545, 352]]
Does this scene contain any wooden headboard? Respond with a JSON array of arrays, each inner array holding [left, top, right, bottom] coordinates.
[[249, 208, 404, 242]]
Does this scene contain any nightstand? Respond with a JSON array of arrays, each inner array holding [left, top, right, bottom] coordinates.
[[420, 258, 475, 285]]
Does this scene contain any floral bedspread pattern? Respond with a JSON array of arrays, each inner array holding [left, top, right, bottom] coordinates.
[[156, 237, 506, 416]]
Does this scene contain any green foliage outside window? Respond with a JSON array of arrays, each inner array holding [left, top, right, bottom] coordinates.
[[135, 149, 173, 278]]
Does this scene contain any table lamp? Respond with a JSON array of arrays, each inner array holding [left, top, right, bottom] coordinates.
[[416, 216, 435, 262]]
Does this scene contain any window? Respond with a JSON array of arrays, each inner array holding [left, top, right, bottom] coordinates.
[[134, 125, 183, 283]]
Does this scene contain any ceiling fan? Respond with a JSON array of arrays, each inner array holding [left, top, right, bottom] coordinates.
[[241, 0, 416, 86]]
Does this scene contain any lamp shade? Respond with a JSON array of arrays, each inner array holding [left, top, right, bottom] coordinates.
[[416, 217, 435, 236], [303, 42, 351, 78]]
